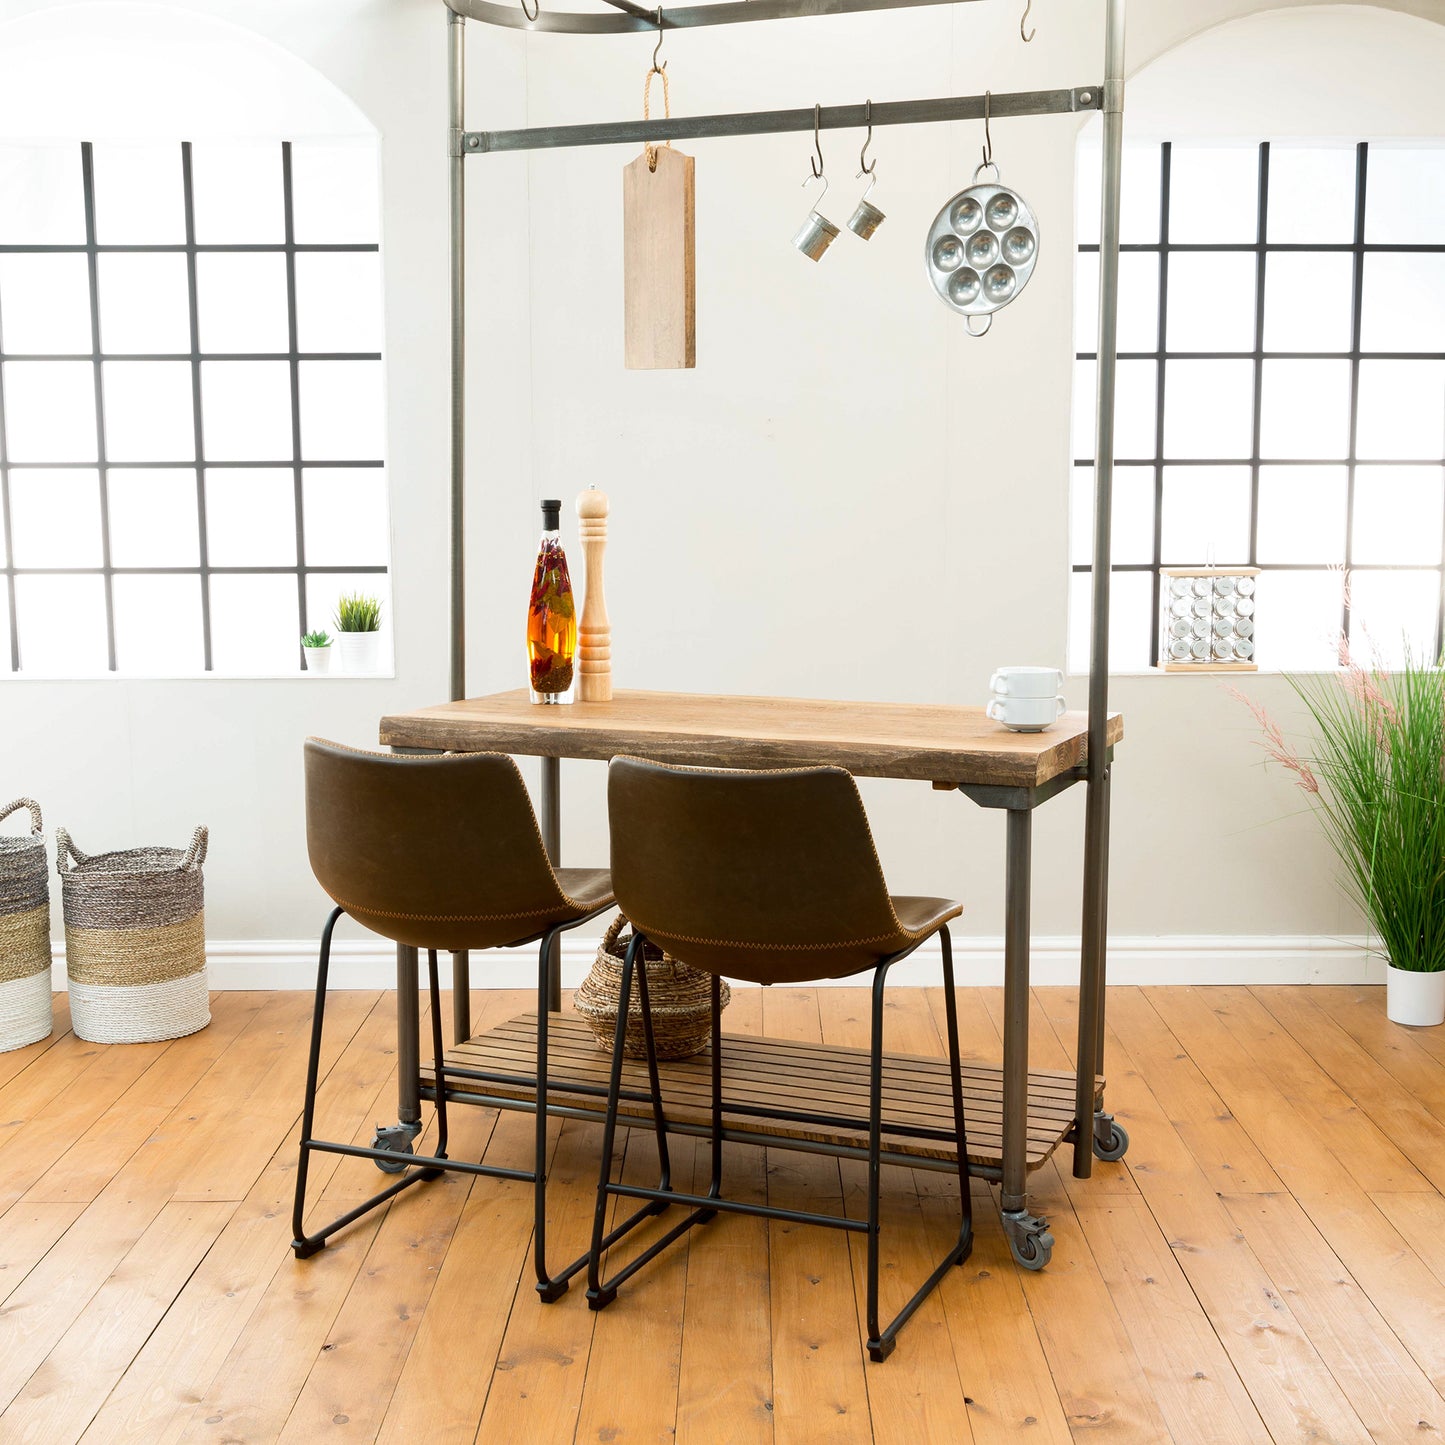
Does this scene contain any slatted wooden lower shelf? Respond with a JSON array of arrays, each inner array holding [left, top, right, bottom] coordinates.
[[422, 1012, 1099, 1175]]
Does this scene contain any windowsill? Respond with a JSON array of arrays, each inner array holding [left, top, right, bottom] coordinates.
[[0, 671, 397, 682]]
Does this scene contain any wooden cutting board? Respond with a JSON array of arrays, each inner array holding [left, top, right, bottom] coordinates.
[[623, 146, 695, 369]]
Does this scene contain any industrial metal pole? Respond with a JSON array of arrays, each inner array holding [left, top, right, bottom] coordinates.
[[1074, 0, 1125, 1178], [447, 12, 472, 1044]]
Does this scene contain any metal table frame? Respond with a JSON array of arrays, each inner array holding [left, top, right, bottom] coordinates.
[[385, 0, 1127, 1271]]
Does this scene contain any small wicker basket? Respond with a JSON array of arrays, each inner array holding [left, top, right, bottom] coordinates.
[[0, 798, 53, 1053], [574, 912, 729, 1061], [58, 825, 210, 1045]]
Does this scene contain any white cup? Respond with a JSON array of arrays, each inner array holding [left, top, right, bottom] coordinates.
[[989, 666, 1064, 698], [986, 695, 1067, 731]]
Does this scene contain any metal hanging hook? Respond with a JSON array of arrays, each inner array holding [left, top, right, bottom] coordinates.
[[1020, 0, 1035, 43], [810, 102, 825, 180], [651, 6, 666, 72], [520, 0, 539, 22], [858, 99, 876, 179], [981, 90, 993, 170]]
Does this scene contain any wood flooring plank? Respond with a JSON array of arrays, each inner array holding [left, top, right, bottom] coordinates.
[[79, 994, 407, 1445], [1, 1200, 234, 1444], [0, 1201, 87, 1309], [0, 994, 72, 1087], [1371, 1192, 1445, 1294], [1222, 1190, 1445, 1438], [760, 987, 871, 1445], [1312, 987, 1445, 1125]]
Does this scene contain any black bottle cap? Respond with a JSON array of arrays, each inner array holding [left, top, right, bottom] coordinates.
[[540, 498, 561, 529]]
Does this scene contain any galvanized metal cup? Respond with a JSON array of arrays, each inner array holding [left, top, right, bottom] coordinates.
[[793, 208, 841, 261], [847, 195, 885, 240]]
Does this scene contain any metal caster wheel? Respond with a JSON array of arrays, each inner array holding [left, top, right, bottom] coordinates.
[[371, 1122, 419, 1174], [1002, 1210, 1054, 1272], [1092, 1115, 1129, 1163]]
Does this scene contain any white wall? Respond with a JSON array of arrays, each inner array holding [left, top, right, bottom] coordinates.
[[3, 0, 1443, 975]]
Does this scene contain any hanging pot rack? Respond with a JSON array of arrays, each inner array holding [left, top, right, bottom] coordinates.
[[440, 0, 1129, 1250]]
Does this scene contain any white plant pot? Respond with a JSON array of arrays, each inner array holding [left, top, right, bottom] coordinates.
[[1386, 963, 1445, 1028], [303, 646, 332, 675], [335, 631, 382, 675]]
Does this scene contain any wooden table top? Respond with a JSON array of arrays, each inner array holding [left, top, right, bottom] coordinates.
[[381, 689, 1122, 790]]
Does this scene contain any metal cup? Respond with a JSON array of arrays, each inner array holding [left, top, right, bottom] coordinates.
[[847, 196, 885, 239], [793, 207, 840, 261]]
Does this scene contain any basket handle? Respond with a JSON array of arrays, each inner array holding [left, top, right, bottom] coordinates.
[[600, 910, 628, 953], [0, 797, 42, 837], [179, 826, 208, 872], [55, 826, 90, 874]]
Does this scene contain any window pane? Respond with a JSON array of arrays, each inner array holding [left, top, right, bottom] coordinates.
[[305, 571, 393, 666], [113, 574, 204, 675], [200, 361, 293, 461], [0, 144, 84, 244], [1070, 466, 1154, 567], [1262, 253, 1353, 353], [205, 468, 296, 566], [295, 253, 383, 354], [291, 142, 380, 245], [209, 574, 299, 674], [1352, 466, 1443, 565], [190, 143, 284, 244], [1074, 251, 1159, 355], [298, 360, 384, 460], [1361, 255, 1445, 354], [14, 574, 107, 675], [0, 254, 92, 354], [1073, 359, 1156, 461], [90, 144, 184, 245], [1077, 140, 1161, 247], [1255, 568, 1343, 671], [1160, 466, 1251, 565], [1356, 361, 1445, 461], [303, 467, 389, 566], [1068, 569, 1151, 673], [3, 361, 96, 462], [1267, 147, 1357, 245], [8, 468, 102, 566], [1169, 147, 1258, 244], [1167, 252, 1255, 352], [1260, 360, 1351, 460], [1257, 466, 1347, 564], [1349, 570, 1439, 667], [1365, 147, 1445, 245], [196, 253, 289, 354], [103, 361, 195, 462], [109, 469, 200, 567], [97, 254, 191, 354], [1163, 360, 1253, 459]]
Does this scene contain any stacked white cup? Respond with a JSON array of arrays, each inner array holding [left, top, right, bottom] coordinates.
[[986, 667, 1066, 732]]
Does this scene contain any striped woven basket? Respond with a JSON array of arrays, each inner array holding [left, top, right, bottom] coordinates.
[[0, 798, 53, 1053], [58, 825, 210, 1045]]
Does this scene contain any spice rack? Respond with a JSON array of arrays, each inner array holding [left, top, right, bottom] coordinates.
[[1158, 567, 1260, 673]]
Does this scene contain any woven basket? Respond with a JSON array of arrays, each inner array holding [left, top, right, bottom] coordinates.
[[0, 798, 53, 1053], [574, 912, 729, 1061], [58, 825, 210, 1045]]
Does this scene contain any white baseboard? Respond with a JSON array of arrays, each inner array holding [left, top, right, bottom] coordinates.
[[44, 933, 1387, 991]]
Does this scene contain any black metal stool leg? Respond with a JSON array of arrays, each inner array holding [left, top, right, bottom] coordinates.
[[534, 926, 568, 1302], [865, 958, 894, 1362], [940, 926, 975, 1259], [426, 949, 449, 1161], [292, 907, 343, 1258]]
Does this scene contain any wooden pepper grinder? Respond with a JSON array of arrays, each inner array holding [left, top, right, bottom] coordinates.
[[576, 487, 612, 702]]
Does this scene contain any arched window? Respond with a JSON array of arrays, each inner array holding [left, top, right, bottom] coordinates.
[[0, 4, 390, 676], [1071, 6, 1445, 672]]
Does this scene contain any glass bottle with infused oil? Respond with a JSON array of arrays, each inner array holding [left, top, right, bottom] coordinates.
[[526, 498, 577, 703]]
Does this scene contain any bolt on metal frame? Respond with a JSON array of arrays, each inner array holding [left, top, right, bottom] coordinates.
[[431, 0, 1127, 1268]]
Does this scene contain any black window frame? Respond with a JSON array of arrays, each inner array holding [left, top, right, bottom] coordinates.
[[0, 138, 387, 675], [1075, 139, 1445, 669]]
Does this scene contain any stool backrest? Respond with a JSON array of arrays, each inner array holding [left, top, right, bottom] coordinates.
[[607, 755, 906, 984], [304, 739, 569, 951]]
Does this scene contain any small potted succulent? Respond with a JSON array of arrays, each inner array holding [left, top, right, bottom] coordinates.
[[334, 593, 383, 674], [301, 629, 332, 674]]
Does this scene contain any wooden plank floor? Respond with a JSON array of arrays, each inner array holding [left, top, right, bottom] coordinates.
[[2, 984, 1444, 1443]]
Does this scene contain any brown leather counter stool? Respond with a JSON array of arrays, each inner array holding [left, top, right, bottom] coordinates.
[[292, 738, 615, 1300], [587, 756, 972, 1361]]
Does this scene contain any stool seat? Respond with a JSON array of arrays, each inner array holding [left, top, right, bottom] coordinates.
[[556, 867, 617, 913], [890, 895, 963, 938]]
